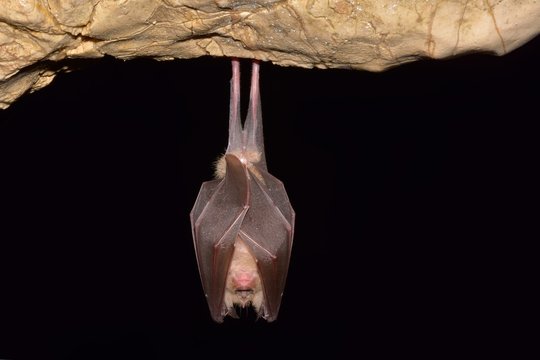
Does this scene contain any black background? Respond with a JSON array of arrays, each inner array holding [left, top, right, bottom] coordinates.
[[1, 35, 537, 358]]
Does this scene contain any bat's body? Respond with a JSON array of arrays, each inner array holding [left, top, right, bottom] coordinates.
[[190, 60, 295, 322]]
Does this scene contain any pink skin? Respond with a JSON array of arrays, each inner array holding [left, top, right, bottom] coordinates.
[[232, 271, 257, 289]]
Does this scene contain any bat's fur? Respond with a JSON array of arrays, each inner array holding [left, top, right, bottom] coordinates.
[[214, 151, 264, 181], [223, 237, 263, 315], [213, 155, 227, 179]]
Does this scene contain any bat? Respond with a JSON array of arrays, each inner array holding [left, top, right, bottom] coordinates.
[[190, 59, 295, 322]]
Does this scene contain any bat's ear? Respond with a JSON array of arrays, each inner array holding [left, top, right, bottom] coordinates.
[[226, 307, 239, 319]]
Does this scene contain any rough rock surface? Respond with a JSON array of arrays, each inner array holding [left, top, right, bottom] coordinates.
[[1, 0, 539, 109]]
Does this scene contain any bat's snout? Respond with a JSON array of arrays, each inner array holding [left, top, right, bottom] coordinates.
[[232, 271, 258, 289], [235, 289, 255, 305]]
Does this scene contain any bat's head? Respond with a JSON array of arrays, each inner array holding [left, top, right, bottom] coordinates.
[[223, 238, 264, 316]]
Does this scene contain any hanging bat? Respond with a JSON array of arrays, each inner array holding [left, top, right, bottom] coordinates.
[[190, 60, 295, 322]]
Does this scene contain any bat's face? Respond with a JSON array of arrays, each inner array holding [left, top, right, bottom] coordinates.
[[223, 238, 264, 313]]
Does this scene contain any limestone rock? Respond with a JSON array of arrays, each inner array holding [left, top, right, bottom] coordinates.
[[1, 0, 539, 109]]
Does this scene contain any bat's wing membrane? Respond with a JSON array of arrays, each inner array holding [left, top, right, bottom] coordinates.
[[190, 155, 250, 322], [239, 166, 295, 321]]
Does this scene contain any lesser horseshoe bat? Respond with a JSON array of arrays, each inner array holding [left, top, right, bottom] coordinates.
[[190, 59, 295, 322]]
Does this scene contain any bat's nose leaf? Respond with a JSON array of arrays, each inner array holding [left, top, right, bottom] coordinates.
[[238, 165, 295, 321], [190, 154, 250, 322]]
